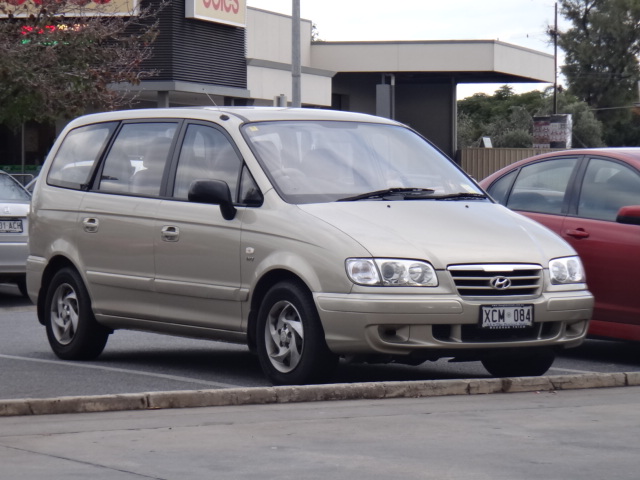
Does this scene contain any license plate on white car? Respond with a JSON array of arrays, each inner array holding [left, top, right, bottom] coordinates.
[[481, 305, 533, 329], [0, 220, 22, 233]]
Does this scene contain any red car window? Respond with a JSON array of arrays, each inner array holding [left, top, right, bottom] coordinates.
[[506, 157, 578, 214], [577, 158, 640, 221]]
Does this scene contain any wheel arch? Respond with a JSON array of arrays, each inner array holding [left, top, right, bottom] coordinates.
[[36, 255, 84, 326], [246, 269, 311, 352]]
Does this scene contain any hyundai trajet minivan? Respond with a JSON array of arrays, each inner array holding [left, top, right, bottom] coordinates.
[[27, 107, 594, 384]]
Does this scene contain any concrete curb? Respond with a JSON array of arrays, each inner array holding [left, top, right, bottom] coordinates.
[[1, 372, 638, 417]]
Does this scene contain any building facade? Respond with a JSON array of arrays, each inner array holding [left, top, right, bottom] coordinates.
[[0, 1, 554, 174]]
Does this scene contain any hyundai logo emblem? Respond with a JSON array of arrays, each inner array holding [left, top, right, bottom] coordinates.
[[490, 276, 512, 290]]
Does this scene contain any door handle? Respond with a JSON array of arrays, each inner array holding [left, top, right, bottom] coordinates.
[[161, 225, 180, 242], [565, 228, 590, 239], [82, 217, 99, 233]]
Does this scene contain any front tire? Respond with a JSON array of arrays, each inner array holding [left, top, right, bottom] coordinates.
[[44, 268, 109, 360], [256, 280, 338, 385], [481, 348, 556, 377]]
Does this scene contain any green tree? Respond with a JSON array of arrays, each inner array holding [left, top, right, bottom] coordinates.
[[457, 85, 604, 148], [0, 0, 162, 129], [458, 86, 545, 148], [557, 0, 640, 145]]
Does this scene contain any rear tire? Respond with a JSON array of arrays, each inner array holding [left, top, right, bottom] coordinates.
[[44, 268, 109, 360], [481, 348, 556, 377], [256, 280, 338, 385]]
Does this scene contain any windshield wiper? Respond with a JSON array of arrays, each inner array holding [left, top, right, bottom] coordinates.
[[337, 188, 435, 202], [429, 192, 488, 201]]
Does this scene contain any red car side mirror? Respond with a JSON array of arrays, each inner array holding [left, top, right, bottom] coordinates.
[[616, 205, 640, 226]]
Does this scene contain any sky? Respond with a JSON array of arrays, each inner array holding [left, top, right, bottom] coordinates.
[[246, 0, 569, 99]]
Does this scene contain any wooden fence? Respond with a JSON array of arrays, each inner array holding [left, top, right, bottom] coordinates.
[[456, 148, 564, 180]]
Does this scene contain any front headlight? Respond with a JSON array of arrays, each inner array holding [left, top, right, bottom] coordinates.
[[549, 256, 586, 284], [346, 258, 438, 286]]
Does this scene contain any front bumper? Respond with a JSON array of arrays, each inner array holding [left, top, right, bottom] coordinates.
[[314, 291, 594, 356]]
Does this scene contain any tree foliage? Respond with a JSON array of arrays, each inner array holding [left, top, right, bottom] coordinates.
[[457, 85, 604, 148], [557, 0, 640, 145], [0, 0, 163, 129]]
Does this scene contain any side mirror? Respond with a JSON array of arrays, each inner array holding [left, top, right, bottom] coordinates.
[[616, 205, 640, 226], [188, 179, 237, 220]]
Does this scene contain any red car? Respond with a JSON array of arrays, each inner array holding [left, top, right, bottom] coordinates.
[[480, 148, 640, 342]]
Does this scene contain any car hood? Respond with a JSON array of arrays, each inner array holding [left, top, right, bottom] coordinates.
[[299, 201, 574, 269]]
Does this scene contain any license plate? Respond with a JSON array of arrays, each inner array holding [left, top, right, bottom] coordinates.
[[481, 305, 533, 329], [0, 220, 22, 233]]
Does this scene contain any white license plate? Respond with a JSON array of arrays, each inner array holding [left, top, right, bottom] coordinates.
[[0, 220, 22, 233], [481, 305, 533, 329]]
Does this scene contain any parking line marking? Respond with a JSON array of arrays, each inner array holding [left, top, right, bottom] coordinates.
[[0, 354, 242, 389]]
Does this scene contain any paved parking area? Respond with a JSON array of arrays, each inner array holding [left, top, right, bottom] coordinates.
[[1, 386, 638, 480]]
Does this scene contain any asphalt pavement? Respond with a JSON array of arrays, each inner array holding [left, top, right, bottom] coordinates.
[[2, 283, 639, 479], [1, 385, 638, 480]]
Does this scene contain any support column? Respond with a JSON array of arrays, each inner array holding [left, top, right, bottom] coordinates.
[[157, 91, 170, 108]]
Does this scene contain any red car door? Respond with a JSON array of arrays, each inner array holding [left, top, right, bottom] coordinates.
[[483, 152, 640, 341], [563, 157, 640, 340], [561, 216, 640, 337]]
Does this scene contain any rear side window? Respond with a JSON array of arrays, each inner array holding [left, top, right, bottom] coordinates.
[[577, 159, 640, 221], [98, 122, 178, 196], [47, 122, 117, 189], [506, 158, 578, 214]]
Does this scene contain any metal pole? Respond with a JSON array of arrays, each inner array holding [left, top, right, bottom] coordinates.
[[553, 1, 558, 115], [21, 123, 25, 175], [292, 0, 301, 108]]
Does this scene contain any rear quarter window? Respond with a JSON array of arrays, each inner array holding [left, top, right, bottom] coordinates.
[[486, 170, 517, 205], [47, 122, 117, 189]]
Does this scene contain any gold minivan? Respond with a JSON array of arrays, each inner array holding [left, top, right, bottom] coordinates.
[[27, 107, 594, 385]]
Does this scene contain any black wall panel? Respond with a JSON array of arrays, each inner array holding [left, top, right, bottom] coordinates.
[[143, 0, 246, 88]]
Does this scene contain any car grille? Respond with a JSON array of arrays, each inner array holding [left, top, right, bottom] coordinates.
[[448, 264, 542, 297]]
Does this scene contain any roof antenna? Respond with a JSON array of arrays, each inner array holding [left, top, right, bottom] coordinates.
[[205, 93, 218, 106]]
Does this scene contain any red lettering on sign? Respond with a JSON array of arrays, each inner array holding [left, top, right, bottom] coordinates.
[[201, 0, 239, 14]]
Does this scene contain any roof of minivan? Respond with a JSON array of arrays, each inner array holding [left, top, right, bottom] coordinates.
[[68, 107, 401, 127]]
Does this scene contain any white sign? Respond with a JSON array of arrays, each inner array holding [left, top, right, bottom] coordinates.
[[185, 0, 246, 27]]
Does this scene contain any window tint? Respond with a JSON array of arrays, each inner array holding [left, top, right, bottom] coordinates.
[[99, 123, 178, 196], [577, 158, 640, 221], [506, 157, 578, 214], [173, 124, 242, 200], [47, 122, 117, 189]]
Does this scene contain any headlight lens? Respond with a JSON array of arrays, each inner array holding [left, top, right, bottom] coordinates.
[[549, 256, 586, 284], [346, 258, 437, 286], [345, 259, 380, 285]]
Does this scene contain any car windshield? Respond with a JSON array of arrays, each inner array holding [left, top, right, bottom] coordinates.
[[0, 174, 31, 201], [243, 120, 483, 204]]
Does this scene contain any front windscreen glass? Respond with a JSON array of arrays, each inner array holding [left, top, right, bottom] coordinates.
[[242, 120, 483, 204]]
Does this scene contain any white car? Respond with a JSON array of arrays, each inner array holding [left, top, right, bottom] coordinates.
[[0, 171, 31, 297]]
